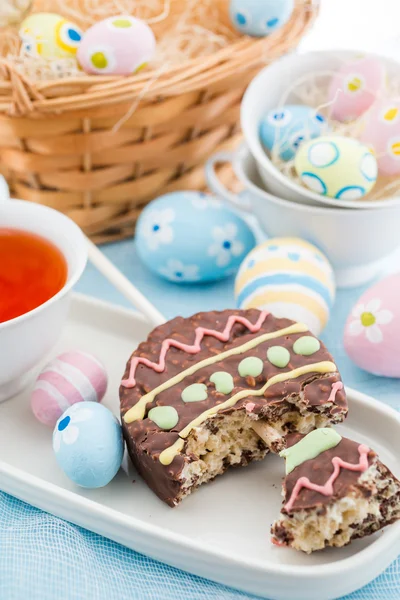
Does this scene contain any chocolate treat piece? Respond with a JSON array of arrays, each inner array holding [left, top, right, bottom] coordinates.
[[272, 430, 400, 553], [120, 309, 347, 506]]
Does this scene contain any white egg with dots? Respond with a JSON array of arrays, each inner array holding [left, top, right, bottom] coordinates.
[[77, 15, 156, 75], [31, 350, 108, 427]]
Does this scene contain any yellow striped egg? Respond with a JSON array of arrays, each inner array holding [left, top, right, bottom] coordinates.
[[235, 238, 335, 335], [19, 13, 82, 59]]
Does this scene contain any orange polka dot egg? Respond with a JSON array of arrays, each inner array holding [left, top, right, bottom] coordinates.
[[77, 15, 156, 76]]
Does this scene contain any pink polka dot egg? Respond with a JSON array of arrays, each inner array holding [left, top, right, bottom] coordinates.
[[77, 15, 156, 76], [360, 99, 400, 175], [328, 56, 385, 123], [31, 350, 108, 427]]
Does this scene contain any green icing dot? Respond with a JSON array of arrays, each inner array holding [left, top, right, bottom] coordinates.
[[181, 383, 208, 403], [238, 356, 263, 378], [112, 18, 133, 28], [267, 346, 291, 368], [91, 52, 108, 69], [148, 406, 179, 430], [210, 372, 234, 395], [293, 336, 321, 356], [280, 428, 342, 474]]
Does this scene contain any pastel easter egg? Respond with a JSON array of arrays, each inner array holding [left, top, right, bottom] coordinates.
[[53, 402, 124, 488], [230, 0, 294, 38], [235, 238, 335, 335], [260, 105, 329, 161], [344, 274, 399, 377], [360, 100, 400, 175], [31, 350, 108, 427], [77, 15, 156, 75], [295, 135, 377, 200], [328, 56, 385, 122], [20, 13, 82, 59], [136, 191, 256, 283]]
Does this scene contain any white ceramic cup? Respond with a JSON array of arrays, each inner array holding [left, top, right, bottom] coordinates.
[[0, 200, 87, 402], [205, 145, 400, 288], [241, 50, 400, 210]]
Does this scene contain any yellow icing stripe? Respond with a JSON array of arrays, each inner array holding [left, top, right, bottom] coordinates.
[[243, 291, 328, 326], [124, 322, 309, 424], [159, 361, 337, 466], [235, 259, 334, 294]]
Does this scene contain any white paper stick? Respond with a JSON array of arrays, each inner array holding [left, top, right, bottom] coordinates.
[[86, 238, 166, 327]]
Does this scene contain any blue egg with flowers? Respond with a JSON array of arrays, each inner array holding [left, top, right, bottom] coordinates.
[[230, 0, 294, 38], [260, 104, 330, 161], [135, 191, 256, 283]]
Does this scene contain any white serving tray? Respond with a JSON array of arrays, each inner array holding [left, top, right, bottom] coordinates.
[[1, 294, 399, 600]]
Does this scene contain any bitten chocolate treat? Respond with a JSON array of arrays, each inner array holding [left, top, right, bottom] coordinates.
[[272, 430, 400, 553], [120, 309, 347, 506]]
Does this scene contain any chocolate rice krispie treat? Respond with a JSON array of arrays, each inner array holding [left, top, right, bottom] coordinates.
[[120, 309, 347, 506], [272, 429, 400, 553]]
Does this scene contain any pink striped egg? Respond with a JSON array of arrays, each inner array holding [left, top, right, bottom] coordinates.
[[31, 351, 108, 427]]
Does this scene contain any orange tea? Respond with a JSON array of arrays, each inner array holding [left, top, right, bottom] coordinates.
[[0, 229, 68, 324]]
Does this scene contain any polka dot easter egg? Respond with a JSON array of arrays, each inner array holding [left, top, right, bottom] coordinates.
[[136, 191, 256, 283], [53, 402, 124, 488], [235, 238, 335, 335], [31, 351, 108, 427], [260, 105, 329, 161], [328, 56, 385, 123], [344, 274, 399, 377], [360, 100, 400, 175], [19, 13, 82, 59], [230, 0, 294, 37], [295, 135, 378, 200], [77, 15, 156, 75]]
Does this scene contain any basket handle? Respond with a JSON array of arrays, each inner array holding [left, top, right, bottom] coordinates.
[[205, 151, 252, 213]]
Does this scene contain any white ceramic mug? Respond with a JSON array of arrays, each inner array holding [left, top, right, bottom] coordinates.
[[206, 145, 400, 288], [0, 200, 87, 402], [241, 50, 400, 210]]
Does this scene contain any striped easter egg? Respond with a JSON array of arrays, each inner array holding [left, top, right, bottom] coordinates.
[[31, 350, 108, 427], [234, 238, 335, 335]]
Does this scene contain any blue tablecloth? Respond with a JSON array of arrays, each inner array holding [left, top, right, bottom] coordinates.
[[1, 239, 399, 600]]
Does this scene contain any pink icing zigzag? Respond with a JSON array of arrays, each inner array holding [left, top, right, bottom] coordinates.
[[121, 311, 270, 388], [284, 443, 370, 513]]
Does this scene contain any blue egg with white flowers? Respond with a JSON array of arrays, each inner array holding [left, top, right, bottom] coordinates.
[[230, 0, 294, 38], [53, 402, 124, 488], [260, 104, 330, 161], [136, 191, 256, 283]]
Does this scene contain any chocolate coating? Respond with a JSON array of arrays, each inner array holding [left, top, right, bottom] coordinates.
[[120, 310, 347, 505], [283, 433, 375, 513]]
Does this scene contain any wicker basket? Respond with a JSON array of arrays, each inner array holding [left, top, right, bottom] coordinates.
[[0, 0, 317, 243]]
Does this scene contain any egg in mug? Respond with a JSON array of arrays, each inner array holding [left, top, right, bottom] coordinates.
[[19, 13, 83, 59], [235, 238, 335, 335], [360, 100, 400, 175], [136, 191, 256, 283], [328, 56, 385, 123], [344, 274, 400, 377], [229, 0, 294, 37], [53, 402, 124, 488], [77, 15, 156, 75], [295, 135, 378, 200], [260, 105, 329, 161]]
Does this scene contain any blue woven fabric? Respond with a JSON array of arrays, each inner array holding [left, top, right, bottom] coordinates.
[[1, 239, 399, 600]]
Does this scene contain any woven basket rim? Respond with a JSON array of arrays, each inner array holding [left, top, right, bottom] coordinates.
[[0, 0, 318, 116]]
